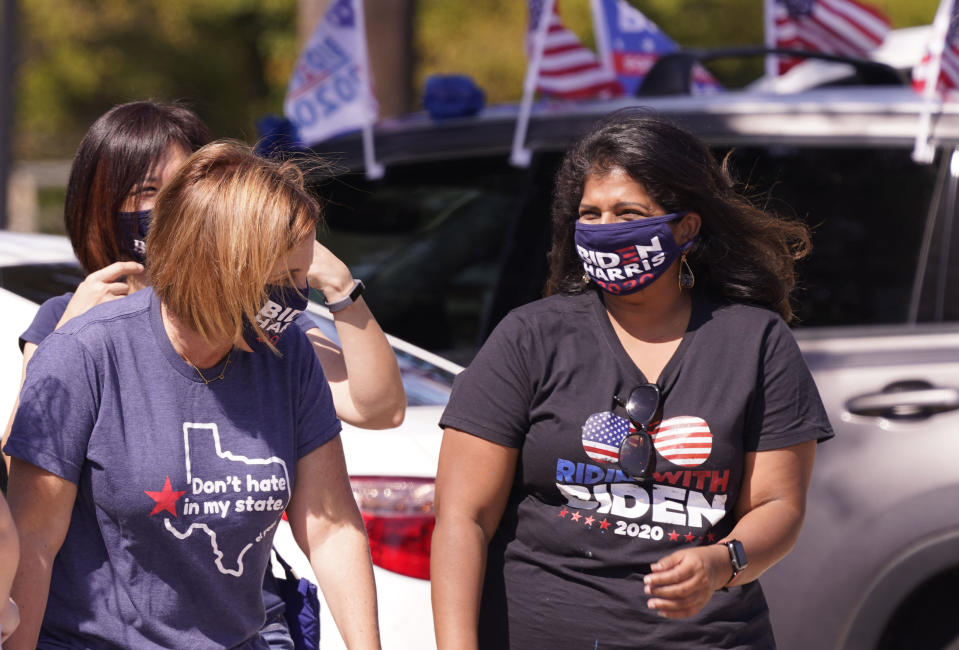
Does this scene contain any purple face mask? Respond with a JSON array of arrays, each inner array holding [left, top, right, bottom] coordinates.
[[574, 211, 695, 295], [244, 284, 310, 349]]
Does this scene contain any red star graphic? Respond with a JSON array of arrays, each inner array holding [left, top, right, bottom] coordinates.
[[599, 519, 610, 530], [584, 515, 595, 527], [707, 533, 715, 542], [145, 476, 186, 517], [668, 530, 680, 541], [558, 508, 569, 518], [570, 511, 582, 522], [684, 532, 696, 542]]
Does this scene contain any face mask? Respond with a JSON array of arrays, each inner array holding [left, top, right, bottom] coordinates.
[[117, 209, 152, 264], [244, 284, 310, 349], [574, 212, 696, 295]]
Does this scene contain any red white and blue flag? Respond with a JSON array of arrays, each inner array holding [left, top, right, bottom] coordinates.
[[284, 0, 383, 177], [527, 0, 623, 100], [590, 0, 721, 96], [913, 1, 959, 95], [768, 0, 891, 74]]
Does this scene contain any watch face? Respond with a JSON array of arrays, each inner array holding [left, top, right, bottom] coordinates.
[[729, 540, 747, 569]]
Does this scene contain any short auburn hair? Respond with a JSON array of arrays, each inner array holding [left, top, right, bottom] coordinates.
[[147, 140, 320, 347], [64, 101, 212, 272]]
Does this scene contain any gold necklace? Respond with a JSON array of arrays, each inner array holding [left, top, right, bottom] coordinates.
[[185, 347, 233, 385]]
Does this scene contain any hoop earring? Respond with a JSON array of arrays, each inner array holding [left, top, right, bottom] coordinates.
[[679, 254, 695, 290]]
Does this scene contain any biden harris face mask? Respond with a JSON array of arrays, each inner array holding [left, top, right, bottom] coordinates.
[[244, 284, 310, 349], [574, 212, 696, 295], [117, 209, 152, 264]]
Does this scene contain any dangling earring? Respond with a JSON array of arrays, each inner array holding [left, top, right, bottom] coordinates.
[[582, 272, 592, 287], [678, 254, 695, 290]]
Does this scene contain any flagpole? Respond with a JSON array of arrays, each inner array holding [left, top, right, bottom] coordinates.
[[354, 0, 384, 179], [589, 0, 614, 76], [913, 0, 956, 164], [763, 0, 778, 82], [510, 0, 555, 168]]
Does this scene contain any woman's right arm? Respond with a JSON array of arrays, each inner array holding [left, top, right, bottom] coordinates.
[[4, 459, 76, 650], [431, 428, 518, 650]]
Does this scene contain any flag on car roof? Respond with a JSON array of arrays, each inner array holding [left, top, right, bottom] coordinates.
[[767, 0, 891, 74], [526, 0, 624, 100], [912, 0, 959, 163], [283, 0, 383, 177], [590, 0, 721, 96], [913, 0, 959, 95]]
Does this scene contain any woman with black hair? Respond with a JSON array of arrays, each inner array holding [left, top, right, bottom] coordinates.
[[431, 110, 833, 649]]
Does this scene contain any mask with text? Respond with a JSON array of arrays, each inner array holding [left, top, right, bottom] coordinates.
[[574, 212, 695, 295], [244, 284, 310, 349], [117, 209, 152, 264]]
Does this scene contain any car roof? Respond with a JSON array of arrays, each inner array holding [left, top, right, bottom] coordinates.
[[0, 231, 77, 267], [311, 85, 959, 170]]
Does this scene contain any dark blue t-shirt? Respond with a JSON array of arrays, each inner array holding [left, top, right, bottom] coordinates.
[[6, 288, 340, 649]]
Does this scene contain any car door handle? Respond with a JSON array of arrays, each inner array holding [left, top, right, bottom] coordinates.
[[845, 385, 959, 420]]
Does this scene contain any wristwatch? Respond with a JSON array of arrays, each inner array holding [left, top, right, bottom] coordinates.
[[323, 279, 365, 313], [724, 539, 748, 586]]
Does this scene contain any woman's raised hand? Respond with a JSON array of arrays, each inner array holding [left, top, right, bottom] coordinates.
[[58, 261, 145, 328], [307, 241, 356, 304]]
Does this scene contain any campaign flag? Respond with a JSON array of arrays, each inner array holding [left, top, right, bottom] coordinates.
[[283, 0, 382, 177], [527, 0, 623, 100], [591, 0, 721, 95], [767, 0, 891, 74], [913, 0, 959, 163], [913, 1, 959, 96]]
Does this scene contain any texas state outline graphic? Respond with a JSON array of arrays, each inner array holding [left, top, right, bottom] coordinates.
[[162, 422, 291, 577]]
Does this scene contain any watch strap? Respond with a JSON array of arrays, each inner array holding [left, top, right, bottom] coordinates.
[[323, 279, 365, 313]]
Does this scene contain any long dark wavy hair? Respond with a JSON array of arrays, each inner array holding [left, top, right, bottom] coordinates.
[[546, 109, 811, 321]]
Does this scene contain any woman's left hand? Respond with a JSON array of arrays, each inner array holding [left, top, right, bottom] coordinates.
[[643, 544, 731, 619]]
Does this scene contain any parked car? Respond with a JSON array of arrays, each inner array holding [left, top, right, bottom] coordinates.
[[299, 72, 959, 648], [0, 230, 457, 650]]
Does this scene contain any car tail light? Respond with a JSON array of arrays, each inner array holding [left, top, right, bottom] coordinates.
[[351, 476, 434, 580]]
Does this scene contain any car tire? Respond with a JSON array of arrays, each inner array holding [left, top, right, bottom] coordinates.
[[877, 567, 959, 650]]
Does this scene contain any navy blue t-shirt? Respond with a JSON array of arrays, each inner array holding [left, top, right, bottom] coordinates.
[[440, 290, 833, 650], [6, 288, 340, 649]]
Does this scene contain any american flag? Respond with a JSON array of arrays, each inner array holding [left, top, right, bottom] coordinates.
[[649, 416, 713, 467], [581, 412, 630, 464], [771, 0, 891, 74], [913, 2, 959, 94], [528, 0, 624, 100]]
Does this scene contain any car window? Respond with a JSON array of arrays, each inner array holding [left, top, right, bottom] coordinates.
[[722, 146, 941, 328], [316, 157, 543, 365], [0, 263, 85, 304]]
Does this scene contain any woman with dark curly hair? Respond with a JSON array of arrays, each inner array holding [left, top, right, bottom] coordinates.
[[431, 110, 833, 649]]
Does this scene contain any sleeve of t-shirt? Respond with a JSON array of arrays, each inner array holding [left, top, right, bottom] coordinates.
[[4, 331, 99, 483], [291, 331, 342, 459], [439, 311, 535, 448], [19, 293, 72, 351], [744, 317, 834, 452], [293, 310, 316, 335]]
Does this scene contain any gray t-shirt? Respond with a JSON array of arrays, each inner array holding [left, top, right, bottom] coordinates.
[[6, 288, 340, 649], [439, 290, 833, 649]]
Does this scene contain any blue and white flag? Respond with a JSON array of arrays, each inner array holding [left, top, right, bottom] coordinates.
[[590, 0, 721, 95], [284, 0, 383, 176]]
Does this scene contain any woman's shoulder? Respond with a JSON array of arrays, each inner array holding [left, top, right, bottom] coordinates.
[[701, 298, 786, 331]]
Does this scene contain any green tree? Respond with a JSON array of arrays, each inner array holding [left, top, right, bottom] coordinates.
[[16, 0, 298, 158]]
